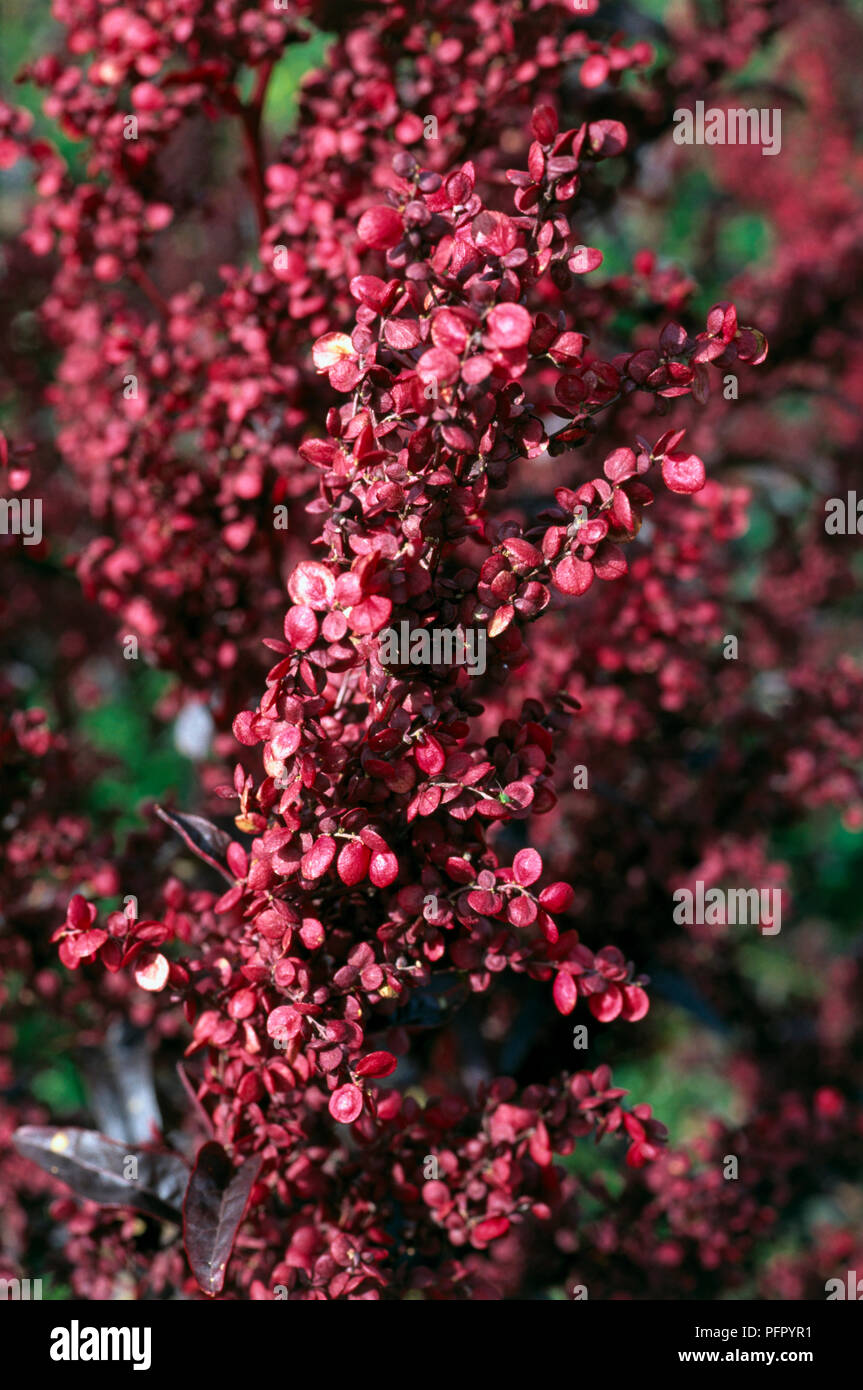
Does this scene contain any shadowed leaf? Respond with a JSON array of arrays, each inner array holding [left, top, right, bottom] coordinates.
[[13, 1126, 189, 1222], [183, 1142, 262, 1295], [78, 1019, 162, 1146], [155, 806, 234, 882]]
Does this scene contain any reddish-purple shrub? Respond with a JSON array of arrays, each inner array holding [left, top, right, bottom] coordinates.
[[2, 0, 863, 1302]]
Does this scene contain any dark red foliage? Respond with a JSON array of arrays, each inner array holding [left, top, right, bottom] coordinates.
[[2, 0, 863, 1303]]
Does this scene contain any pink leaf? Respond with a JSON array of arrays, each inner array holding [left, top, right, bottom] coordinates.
[[288, 561, 336, 610], [603, 447, 637, 483], [553, 971, 578, 1015], [416, 346, 460, 386], [580, 54, 609, 88], [539, 882, 575, 912], [301, 836, 337, 880], [357, 205, 403, 249], [473, 1215, 510, 1243], [354, 1051, 398, 1079], [568, 245, 603, 274], [552, 554, 594, 596], [336, 840, 371, 887], [369, 849, 399, 888], [486, 302, 532, 349], [513, 848, 542, 886], [661, 451, 706, 494], [284, 606, 318, 649], [312, 333, 356, 373], [589, 986, 623, 1022], [329, 1084, 364, 1124], [621, 985, 650, 1021], [134, 951, 170, 993]]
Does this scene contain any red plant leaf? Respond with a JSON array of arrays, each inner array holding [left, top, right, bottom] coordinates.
[[621, 985, 650, 1021], [354, 1050, 398, 1079], [568, 245, 603, 274], [603, 447, 637, 483], [513, 847, 542, 885], [357, 205, 403, 249], [589, 986, 624, 1022], [133, 950, 170, 992], [312, 332, 356, 372], [288, 560, 336, 610], [473, 1214, 510, 1243], [486, 302, 532, 348], [552, 554, 594, 596], [301, 835, 337, 880], [336, 839, 371, 886], [539, 882, 575, 912], [417, 346, 460, 386], [553, 971, 578, 1015], [661, 451, 706, 494], [369, 848, 399, 887], [328, 1083, 364, 1124]]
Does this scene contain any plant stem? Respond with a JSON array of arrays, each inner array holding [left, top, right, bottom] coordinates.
[[240, 60, 275, 239]]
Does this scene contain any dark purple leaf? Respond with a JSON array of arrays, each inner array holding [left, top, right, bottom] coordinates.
[[78, 1019, 162, 1145], [13, 1126, 189, 1222], [155, 806, 234, 883], [183, 1142, 262, 1296]]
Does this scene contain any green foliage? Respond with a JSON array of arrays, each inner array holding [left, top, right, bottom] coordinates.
[[263, 29, 333, 134], [79, 670, 195, 835]]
